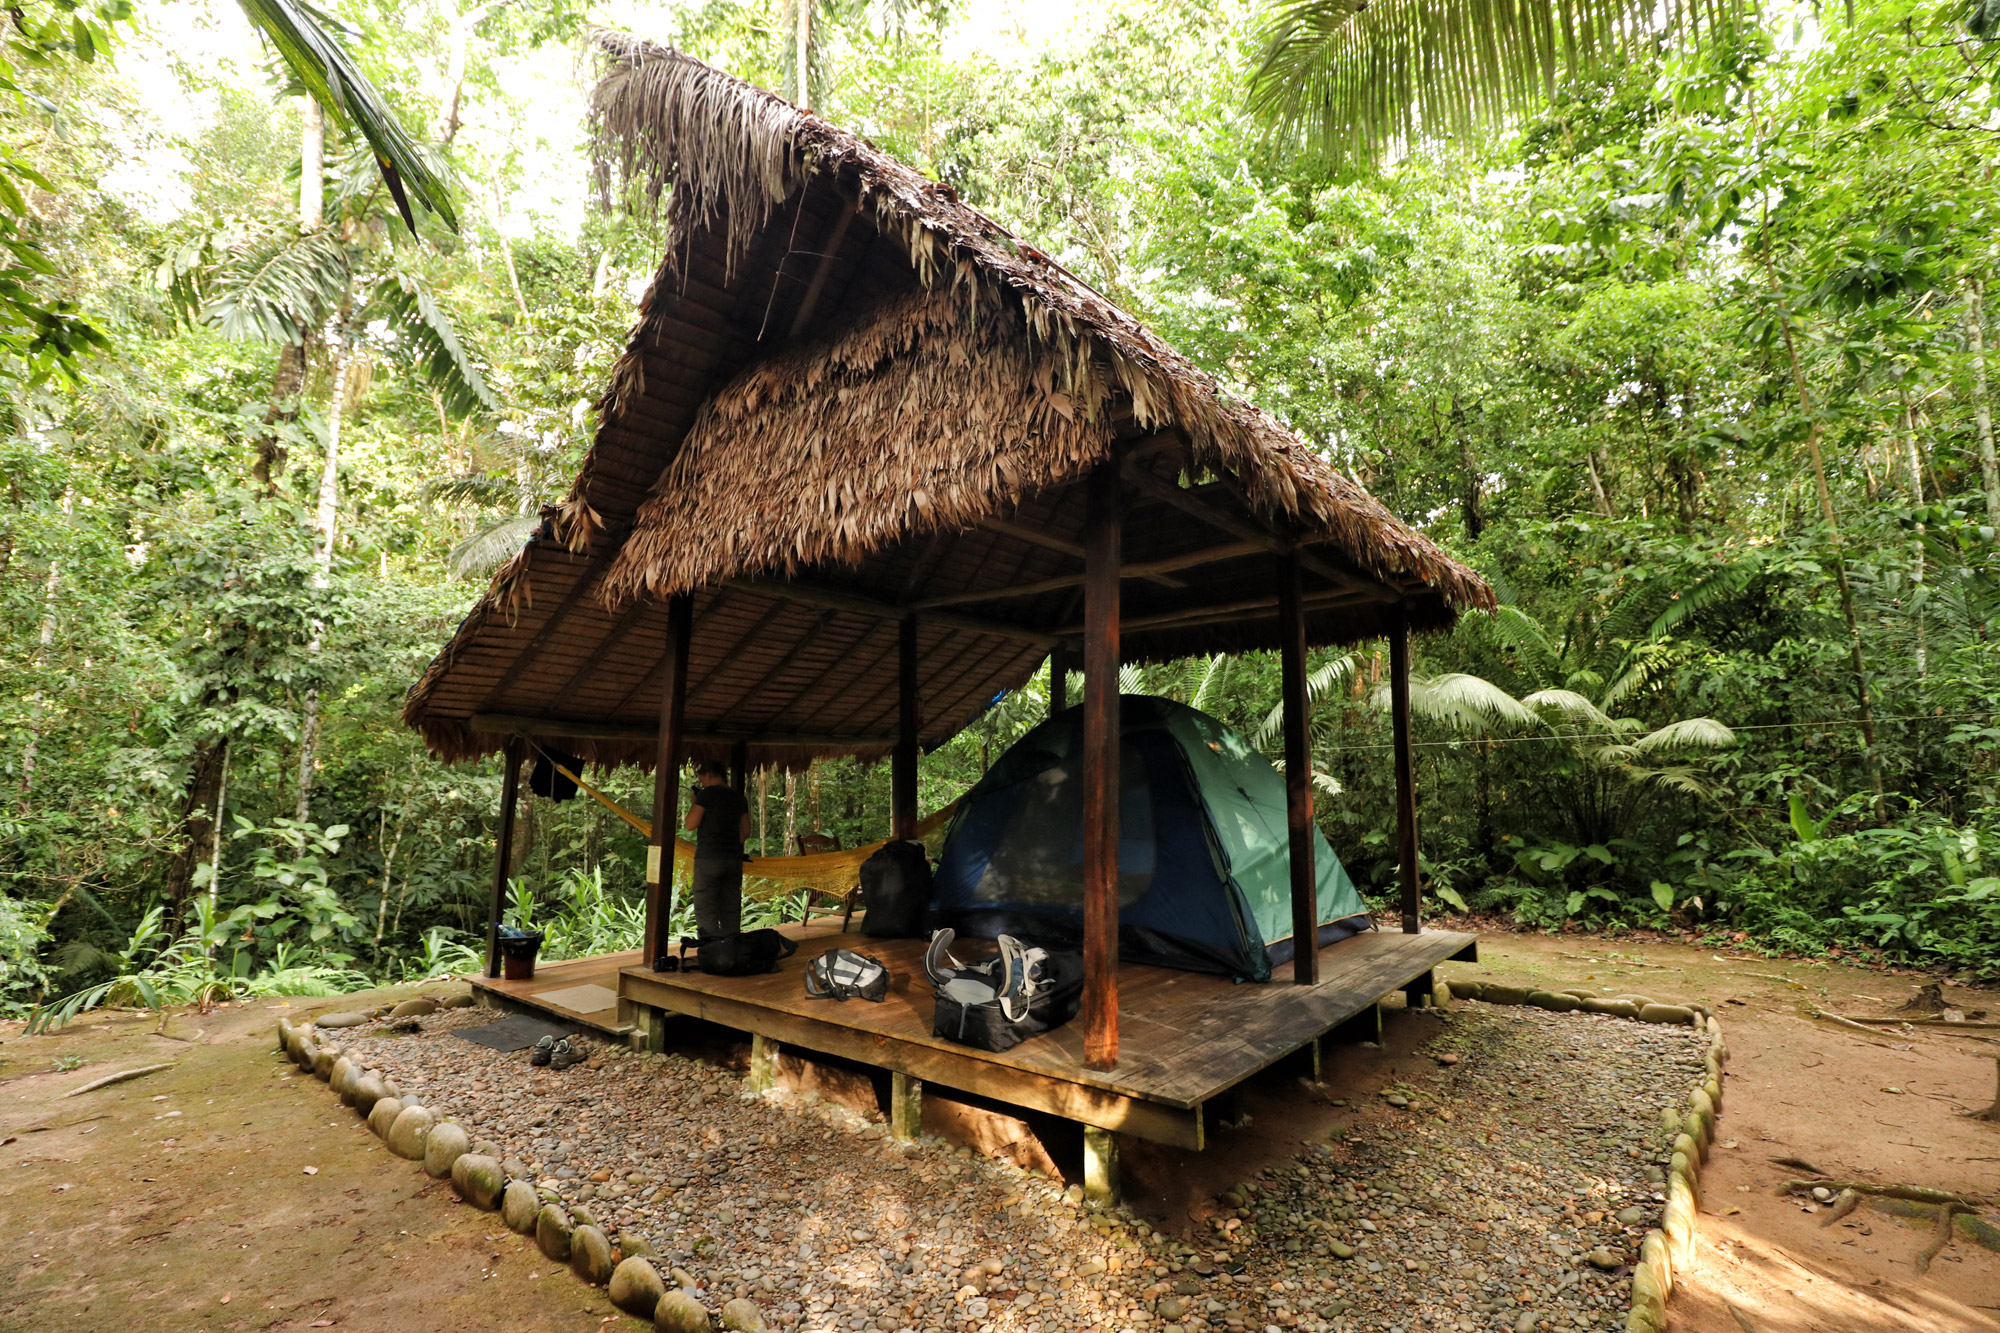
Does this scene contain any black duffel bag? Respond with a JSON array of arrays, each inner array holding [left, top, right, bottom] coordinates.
[[859, 839, 932, 939], [932, 945, 1083, 1053], [695, 928, 798, 976]]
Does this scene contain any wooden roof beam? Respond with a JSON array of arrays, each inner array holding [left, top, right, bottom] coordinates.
[[1060, 587, 1378, 638], [1119, 461, 1381, 598], [974, 513, 1183, 589], [907, 539, 1266, 610], [721, 577, 1058, 647], [469, 713, 893, 751]]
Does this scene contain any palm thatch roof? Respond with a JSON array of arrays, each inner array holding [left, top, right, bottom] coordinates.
[[401, 35, 1492, 771]]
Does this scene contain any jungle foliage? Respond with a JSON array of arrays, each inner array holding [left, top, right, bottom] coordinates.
[[3, 0, 1999, 1023]]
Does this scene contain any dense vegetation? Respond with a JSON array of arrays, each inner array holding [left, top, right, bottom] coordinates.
[[4, 0, 1998, 1020]]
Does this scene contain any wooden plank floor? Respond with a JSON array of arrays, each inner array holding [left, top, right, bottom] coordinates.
[[466, 950, 643, 1036], [618, 922, 1474, 1146]]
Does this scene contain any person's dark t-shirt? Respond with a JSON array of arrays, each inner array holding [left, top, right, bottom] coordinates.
[[691, 784, 749, 860]]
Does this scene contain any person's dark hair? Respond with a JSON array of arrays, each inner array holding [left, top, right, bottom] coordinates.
[[696, 760, 728, 780]]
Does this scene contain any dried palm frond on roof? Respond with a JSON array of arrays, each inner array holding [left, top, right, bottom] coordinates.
[[583, 34, 1492, 612]]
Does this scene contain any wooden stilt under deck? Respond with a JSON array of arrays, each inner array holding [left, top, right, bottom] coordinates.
[[1277, 553, 1318, 984], [1390, 606, 1422, 934], [893, 613, 918, 841], [645, 594, 693, 968], [1082, 462, 1122, 1071], [482, 735, 525, 978]]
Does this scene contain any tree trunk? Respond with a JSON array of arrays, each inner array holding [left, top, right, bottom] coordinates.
[[20, 487, 67, 802], [165, 737, 230, 916], [1902, 385, 1928, 679], [300, 96, 324, 230], [756, 765, 771, 856], [1969, 279, 2000, 525], [296, 339, 354, 822], [784, 768, 799, 854], [491, 187, 532, 324], [809, 760, 822, 834]]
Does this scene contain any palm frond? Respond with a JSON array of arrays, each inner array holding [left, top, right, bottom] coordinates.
[[203, 225, 350, 344], [1489, 604, 1563, 687], [1631, 716, 1736, 752], [1521, 688, 1618, 729], [1251, 653, 1355, 747], [1247, 0, 1748, 166], [448, 513, 539, 579], [373, 273, 498, 415], [1372, 672, 1537, 733], [420, 474, 518, 507], [232, 0, 457, 233]]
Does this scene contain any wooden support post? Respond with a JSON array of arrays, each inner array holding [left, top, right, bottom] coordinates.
[[1330, 1002, 1382, 1046], [890, 1070, 922, 1142], [642, 1005, 667, 1054], [483, 735, 525, 978], [747, 1033, 779, 1093], [1277, 553, 1319, 985], [893, 614, 919, 841], [729, 738, 748, 798], [1403, 969, 1436, 1010], [1390, 606, 1421, 935], [645, 594, 693, 970], [1049, 643, 1069, 717], [1083, 1124, 1120, 1206], [1082, 463, 1122, 1071]]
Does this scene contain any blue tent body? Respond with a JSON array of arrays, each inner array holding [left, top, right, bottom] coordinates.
[[929, 695, 1373, 981]]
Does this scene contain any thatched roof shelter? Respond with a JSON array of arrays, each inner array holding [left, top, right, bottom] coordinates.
[[402, 35, 1493, 775]]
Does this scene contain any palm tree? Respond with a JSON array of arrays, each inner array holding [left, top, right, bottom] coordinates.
[[1247, 0, 1750, 166]]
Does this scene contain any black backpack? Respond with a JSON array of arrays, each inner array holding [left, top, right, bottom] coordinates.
[[859, 840, 932, 939], [695, 928, 798, 976], [931, 946, 1084, 1053]]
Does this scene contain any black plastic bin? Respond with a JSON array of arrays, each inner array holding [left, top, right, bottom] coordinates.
[[494, 926, 544, 981]]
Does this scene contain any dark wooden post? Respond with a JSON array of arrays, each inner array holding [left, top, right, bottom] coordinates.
[[729, 738, 748, 797], [1049, 643, 1069, 717], [893, 614, 919, 840], [1390, 605, 1421, 935], [646, 593, 693, 968], [1082, 463, 1122, 1070], [1277, 554, 1319, 984], [483, 735, 525, 978]]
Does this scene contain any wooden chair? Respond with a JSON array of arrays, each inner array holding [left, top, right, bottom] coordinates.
[[791, 831, 864, 929]]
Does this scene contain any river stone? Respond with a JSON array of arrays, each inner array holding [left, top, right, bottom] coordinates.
[[1581, 997, 1642, 1019], [621, 1232, 657, 1259], [570, 1224, 616, 1285], [1447, 978, 1484, 1002], [1617, 1205, 1648, 1226], [1528, 990, 1582, 1012], [381, 1078, 402, 1102], [441, 992, 476, 1009], [1158, 1297, 1186, 1320], [536, 1203, 574, 1263], [1586, 1246, 1623, 1270], [328, 1055, 356, 1097], [350, 1073, 388, 1117], [610, 1257, 666, 1318], [367, 1096, 403, 1138], [295, 1036, 320, 1073], [719, 1296, 767, 1331], [339, 1066, 376, 1108], [386, 1105, 436, 1160], [390, 996, 438, 1017], [314, 1011, 372, 1028], [425, 1121, 471, 1178], [1481, 984, 1531, 1006], [501, 1180, 540, 1234], [653, 1290, 709, 1333], [451, 1152, 505, 1209]]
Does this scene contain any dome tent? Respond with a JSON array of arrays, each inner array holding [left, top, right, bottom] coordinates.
[[929, 695, 1373, 981]]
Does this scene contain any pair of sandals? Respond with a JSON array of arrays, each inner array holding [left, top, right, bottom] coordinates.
[[530, 1035, 587, 1069], [923, 928, 1045, 1021]]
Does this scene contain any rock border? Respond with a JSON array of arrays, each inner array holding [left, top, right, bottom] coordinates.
[[1443, 978, 1728, 1333], [273, 1005, 731, 1331]]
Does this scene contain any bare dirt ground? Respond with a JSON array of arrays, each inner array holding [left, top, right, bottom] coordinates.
[[0, 931, 1995, 1333], [1439, 929, 2000, 1333]]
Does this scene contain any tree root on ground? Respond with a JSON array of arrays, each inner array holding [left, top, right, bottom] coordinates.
[[1968, 1054, 2000, 1122], [1818, 1188, 1861, 1227], [1775, 1179, 1998, 1209], [1916, 1203, 1964, 1275]]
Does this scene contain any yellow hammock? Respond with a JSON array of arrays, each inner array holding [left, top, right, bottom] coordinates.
[[546, 756, 960, 907]]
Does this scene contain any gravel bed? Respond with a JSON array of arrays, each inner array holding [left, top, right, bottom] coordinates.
[[331, 1000, 1704, 1333]]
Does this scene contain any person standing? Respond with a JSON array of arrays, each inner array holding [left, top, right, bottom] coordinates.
[[683, 760, 753, 941]]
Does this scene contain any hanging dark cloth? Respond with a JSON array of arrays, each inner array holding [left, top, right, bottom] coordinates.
[[529, 749, 583, 801]]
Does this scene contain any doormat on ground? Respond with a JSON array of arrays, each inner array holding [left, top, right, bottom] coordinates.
[[454, 1014, 580, 1052], [530, 983, 620, 1014]]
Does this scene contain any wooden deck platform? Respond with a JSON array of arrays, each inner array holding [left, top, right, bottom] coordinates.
[[467, 949, 643, 1037], [618, 921, 1475, 1149]]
